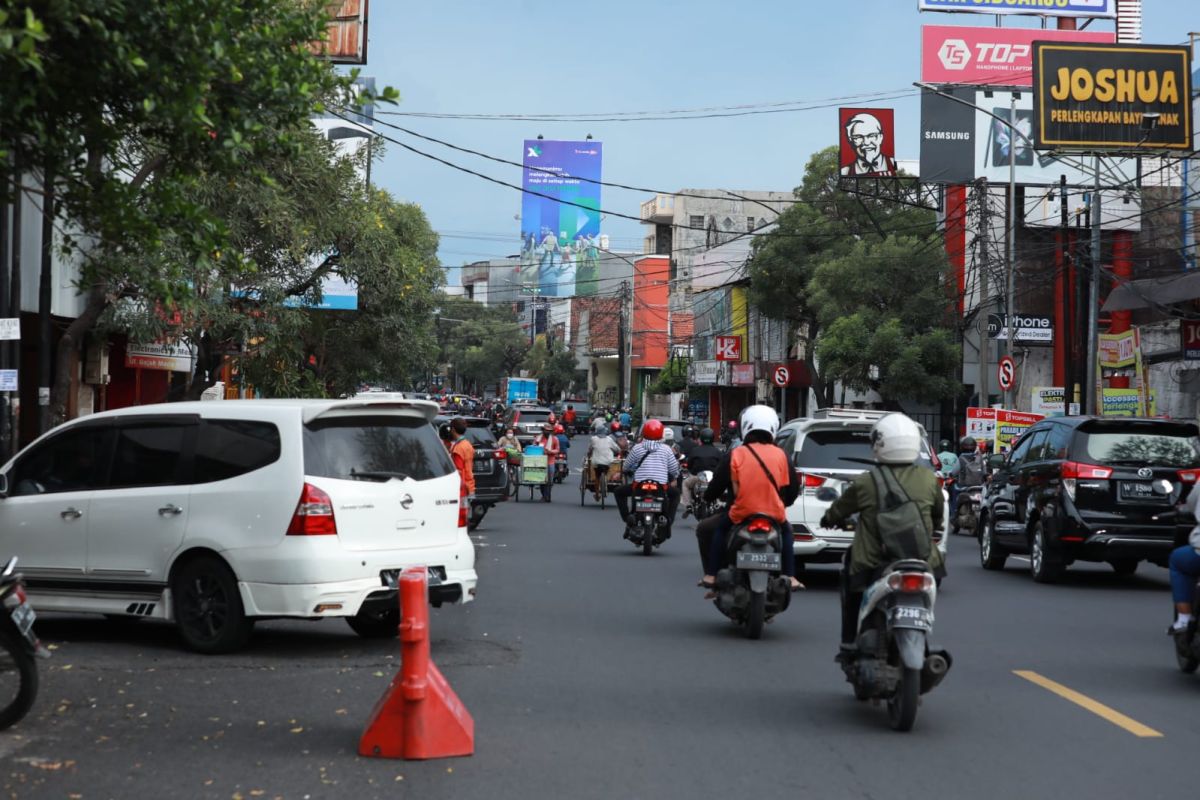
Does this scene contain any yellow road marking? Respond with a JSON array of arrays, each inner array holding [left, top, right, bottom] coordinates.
[[1013, 670, 1163, 738]]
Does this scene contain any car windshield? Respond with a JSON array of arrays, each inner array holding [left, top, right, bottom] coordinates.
[[795, 428, 875, 469], [1076, 422, 1200, 468], [792, 428, 937, 470], [464, 427, 496, 447], [303, 415, 455, 481]]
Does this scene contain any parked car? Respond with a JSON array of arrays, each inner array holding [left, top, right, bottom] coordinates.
[[433, 415, 510, 526], [503, 406, 554, 445], [0, 398, 478, 653], [978, 416, 1199, 582], [774, 409, 949, 570]]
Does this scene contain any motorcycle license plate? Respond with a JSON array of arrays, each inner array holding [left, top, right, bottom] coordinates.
[[10, 603, 34, 637], [635, 500, 663, 513], [736, 551, 781, 571], [889, 606, 932, 630]]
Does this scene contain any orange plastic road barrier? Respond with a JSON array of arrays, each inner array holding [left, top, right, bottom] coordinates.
[[358, 567, 475, 759]]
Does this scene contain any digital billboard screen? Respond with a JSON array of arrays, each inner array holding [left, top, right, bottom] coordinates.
[[519, 140, 603, 298]]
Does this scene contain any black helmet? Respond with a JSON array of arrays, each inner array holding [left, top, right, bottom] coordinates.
[[939, 439, 952, 451], [699, 427, 715, 444], [438, 423, 453, 442], [959, 435, 977, 452], [683, 425, 695, 439]]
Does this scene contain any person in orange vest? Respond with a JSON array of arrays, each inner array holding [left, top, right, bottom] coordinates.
[[563, 404, 578, 435], [443, 418, 476, 497]]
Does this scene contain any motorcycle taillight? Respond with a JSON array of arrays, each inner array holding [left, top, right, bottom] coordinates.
[[746, 519, 773, 533]]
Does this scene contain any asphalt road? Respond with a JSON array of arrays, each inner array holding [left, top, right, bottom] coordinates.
[[2, 441, 1197, 799]]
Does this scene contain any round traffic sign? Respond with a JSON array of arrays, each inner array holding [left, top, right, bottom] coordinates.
[[997, 355, 1016, 391], [772, 366, 789, 387]]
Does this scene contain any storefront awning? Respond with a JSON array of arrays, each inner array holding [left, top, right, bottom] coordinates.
[[1102, 271, 1200, 312]]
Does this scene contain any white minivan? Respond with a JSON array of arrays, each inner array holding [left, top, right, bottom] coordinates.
[[0, 397, 477, 653]]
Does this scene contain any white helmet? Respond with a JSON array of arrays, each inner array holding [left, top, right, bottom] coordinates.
[[871, 413, 922, 464], [739, 405, 780, 442], [662, 427, 675, 442]]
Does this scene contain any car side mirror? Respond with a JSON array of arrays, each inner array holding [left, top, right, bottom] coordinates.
[[0, 472, 7, 498], [987, 454, 1006, 471]]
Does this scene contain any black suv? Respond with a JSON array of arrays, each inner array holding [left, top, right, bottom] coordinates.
[[434, 416, 510, 526], [978, 416, 1200, 582]]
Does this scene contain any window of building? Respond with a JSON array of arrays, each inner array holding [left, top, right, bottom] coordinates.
[[689, 215, 704, 230], [747, 216, 756, 231]]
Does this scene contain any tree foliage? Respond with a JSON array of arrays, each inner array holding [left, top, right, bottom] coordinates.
[[436, 298, 529, 394], [522, 338, 579, 401], [745, 146, 958, 407], [0, 1, 397, 420]]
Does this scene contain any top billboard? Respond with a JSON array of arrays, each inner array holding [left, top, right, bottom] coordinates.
[[918, 0, 1115, 18], [922, 25, 1114, 87], [1033, 42, 1193, 150], [518, 140, 603, 298]]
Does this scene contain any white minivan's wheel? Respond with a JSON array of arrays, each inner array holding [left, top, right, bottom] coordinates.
[[173, 556, 255, 654]]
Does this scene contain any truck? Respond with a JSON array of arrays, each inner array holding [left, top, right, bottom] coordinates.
[[502, 377, 539, 405]]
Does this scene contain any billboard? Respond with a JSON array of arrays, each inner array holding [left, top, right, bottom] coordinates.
[[921, 25, 1114, 87], [838, 108, 897, 177], [918, 0, 1116, 18], [1033, 43, 1193, 151], [519, 139, 603, 298], [921, 86, 976, 184]]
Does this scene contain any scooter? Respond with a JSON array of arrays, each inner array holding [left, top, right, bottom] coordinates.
[[690, 470, 725, 520], [954, 485, 983, 536], [626, 480, 672, 556], [553, 453, 569, 484], [712, 515, 792, 639], [840, 559, 952, 731], [0, 557, 48, 730]]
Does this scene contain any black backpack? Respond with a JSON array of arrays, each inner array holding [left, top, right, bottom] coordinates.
[[957, 454, 984, 487], [869, 466, 932, 562]]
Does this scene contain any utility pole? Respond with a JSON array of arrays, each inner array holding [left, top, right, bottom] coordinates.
[[617, 280, 628, 407], [977, 179, 991, 409], [0, 158, 10, 463], [37, 165, 52, 434], [1004, 93, 1018, 409], [1085, 156, 1102, 415], [1059, 175, 1074, 415]]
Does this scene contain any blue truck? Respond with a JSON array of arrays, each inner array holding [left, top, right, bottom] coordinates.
[[503, 377, 539, 405]]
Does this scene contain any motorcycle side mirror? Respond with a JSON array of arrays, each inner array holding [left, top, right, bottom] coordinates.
[[814, 487, 839, 503]]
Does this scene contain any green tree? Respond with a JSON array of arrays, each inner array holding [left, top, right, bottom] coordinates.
[[0, 1, 383, 421], [436, 297, 529, 394], [746, 146, 957, 406], [649, 358, 689, 395], [522, 339, 579, 401], [105, 130, 442, 399]]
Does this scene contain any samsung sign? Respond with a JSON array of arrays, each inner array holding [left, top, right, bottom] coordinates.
[[918, 0, 1116, 18]]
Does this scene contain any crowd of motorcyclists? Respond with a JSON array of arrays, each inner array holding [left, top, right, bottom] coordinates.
[[445, 390, 1200, 707]]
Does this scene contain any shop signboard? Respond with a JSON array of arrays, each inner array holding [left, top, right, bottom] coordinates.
[[1030, 386, 1081, 416], [1101, 388, 1156, 417], [986, 313, 1054, 344], [965, 407, 997, 442], [731, 364, 755, 386], [1097, 329, 1137, 368], [714, 335, 742, 361], [126, 342, 195, 373], [1182, 320, 1200, 360], [1033, 42, 1193, 151], [921, 25, 1113, 87], [689, 360, 727, 386], [994, 409, 1045, 453], [920, 86, 976, 184], [918, 0, 1116, 18]]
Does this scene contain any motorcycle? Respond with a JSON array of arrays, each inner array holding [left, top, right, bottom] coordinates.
[[0, 557, 47, 730], [840, 559, 952, 731], [712, 515, 792, 639], [553, 452, 569, 484], [625, 480, 672, 556], [690, 470, 725, 520], [954, 485, 983, 536]]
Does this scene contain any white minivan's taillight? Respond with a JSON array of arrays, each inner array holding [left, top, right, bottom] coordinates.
[[458, 485, 469, 528], [287, 483, 337, 536]]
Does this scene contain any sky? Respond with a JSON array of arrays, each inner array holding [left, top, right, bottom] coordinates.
[[359, 0, 1197, 283]]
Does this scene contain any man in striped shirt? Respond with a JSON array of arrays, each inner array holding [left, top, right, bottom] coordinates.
[[613, 419, 681, 528]]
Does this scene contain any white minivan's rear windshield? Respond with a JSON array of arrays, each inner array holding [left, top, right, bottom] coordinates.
[[303, 415, 455, 482]]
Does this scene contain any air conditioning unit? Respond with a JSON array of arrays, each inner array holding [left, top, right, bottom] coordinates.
[[84, 343, 110, 385]]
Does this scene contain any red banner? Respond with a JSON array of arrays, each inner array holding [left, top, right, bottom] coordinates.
[[921, 25, 1113, 87]]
